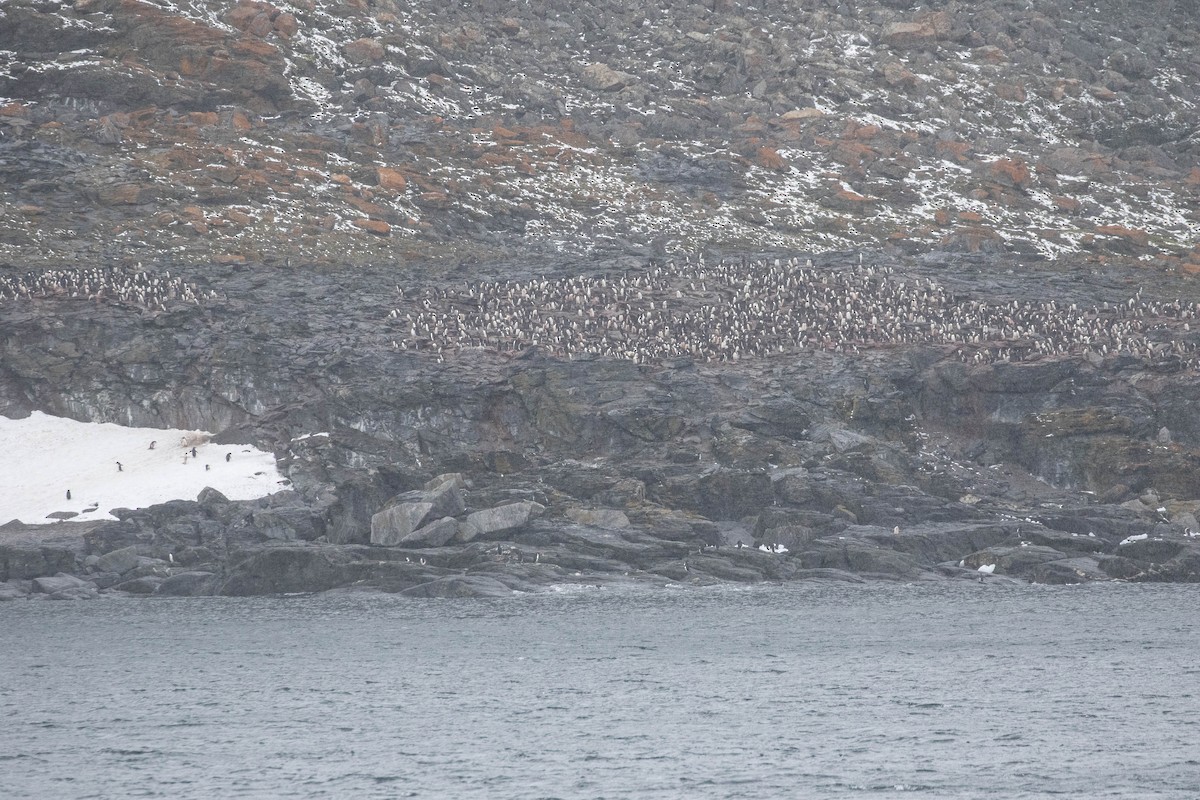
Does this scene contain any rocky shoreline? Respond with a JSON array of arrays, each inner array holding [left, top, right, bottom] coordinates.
[[2, 0, 1198, 598], [4, 255, 1200, 598]]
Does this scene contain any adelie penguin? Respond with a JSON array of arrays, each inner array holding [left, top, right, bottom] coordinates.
[[66, 489, 71, 500]]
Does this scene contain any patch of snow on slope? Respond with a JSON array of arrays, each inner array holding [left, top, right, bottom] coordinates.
[[0, 412, 286, 525]]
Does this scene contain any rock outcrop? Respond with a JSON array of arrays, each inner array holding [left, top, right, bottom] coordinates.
[[1, 0, 1199, 597]]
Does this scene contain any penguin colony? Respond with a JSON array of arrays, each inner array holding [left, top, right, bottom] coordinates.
[[387, 256, 1200, 369], [0, 266, 211, 310]]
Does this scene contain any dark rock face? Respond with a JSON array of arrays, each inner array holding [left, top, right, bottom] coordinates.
[[1, 1, 1200, 596], [4, 255, 1200, 597]]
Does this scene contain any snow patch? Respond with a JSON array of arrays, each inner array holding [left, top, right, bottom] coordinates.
[[0, 412, 286, 525]]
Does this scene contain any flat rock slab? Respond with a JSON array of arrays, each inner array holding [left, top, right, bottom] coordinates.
[[400, 575, 516, 598], [156, 571, 216, 596], [399, 516, 460, 547], [458, 501, 545, 542], [371, 502, 434, 546], [32, 573, 94, 594], [565, 507, 630, 529], [95, 545, 141, 575]]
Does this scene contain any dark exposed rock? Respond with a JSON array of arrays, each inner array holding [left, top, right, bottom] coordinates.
[[2, 0, 1200, 596], [459, 501, 546, 542], [155, 571, 216, 596]]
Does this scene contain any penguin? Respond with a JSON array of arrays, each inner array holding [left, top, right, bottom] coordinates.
[[116, 461, 123, 472], [149, 440, 156, 450], [190, 447, 197, 458], [225, 453, 231, 462], [66, 489, 71, 500]]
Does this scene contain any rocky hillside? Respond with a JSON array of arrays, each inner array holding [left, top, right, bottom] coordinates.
[[1, 0, 1198, 268], [3, 0, 1200, 597]]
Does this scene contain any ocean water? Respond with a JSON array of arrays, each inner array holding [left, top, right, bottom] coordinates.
[[2, 582, 1198, 799]]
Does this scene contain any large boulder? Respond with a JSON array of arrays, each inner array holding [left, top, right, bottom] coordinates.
[[425, 480, 466, 518], [371, 502, 434, 546], [458, 501, 545, 542], [156, 571, 216, 596], [32, 573, 97, 598], [399, 517, 460, 548], [565, 508, 630, 529], [94, 545, 141, 575]]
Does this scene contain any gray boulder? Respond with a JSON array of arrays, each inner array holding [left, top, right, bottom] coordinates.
[[156, 571, 216, 596], [32, 573, 94, 594], [399, 516, 460, 547], [565, 508, 630, 529], [425, 480, 465, 518], [401, 575, 515, 598], [94, 545, 140, 575], [0, 581, 29, 600], [113, 576, 164, 594], [424, 473, 466, 491], [458, 501, 545, 542], [371, 502, 434, 546]]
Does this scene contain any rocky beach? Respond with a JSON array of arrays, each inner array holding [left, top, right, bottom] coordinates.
[[2, 0, 1199, 597]]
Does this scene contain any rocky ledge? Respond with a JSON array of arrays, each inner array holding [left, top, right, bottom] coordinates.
[[3, 254, 1200, 598]]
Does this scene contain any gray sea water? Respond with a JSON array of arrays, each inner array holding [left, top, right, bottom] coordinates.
[[2, 582, 1198, 799]]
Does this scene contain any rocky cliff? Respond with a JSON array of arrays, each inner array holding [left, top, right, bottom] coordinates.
[[2, 0, 1199, 597]]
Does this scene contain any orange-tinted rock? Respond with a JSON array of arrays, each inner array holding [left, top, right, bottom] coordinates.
[[100, 183, 150, 205], [346, 196, 387, 217], [225, 1, 266, 31], [779, 108, 824, 122], [935, 140, 970, 163], [344, 38, 385, 65], [228, 110, 253, 131], [756, 146, 786, 170], [274, 12, 297, 38], [226, 210, 254, 226], [988, 158, 1031, 187], [933, 208, 953, 226], [1186, 167, 1200, 186], [941, 226, 1005, 253], [213, 253, 247, 265], [417, 191, 451, 208], [974, 45, 1008, 63], [995, 82, 1027, 102], [377, 167, 407, 192], [186, 111, 220, 127], [1095, 225, 1150, 247], [355, 218, 391, 236], [246, 12, 273, 38], [957, 211, 984, 223], [881, 61, 917, 86], [1053, 196, 1082, 214], [499, 17, 521, 36], [880, 15, 949, 49], [845, 122, 882, 141]]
